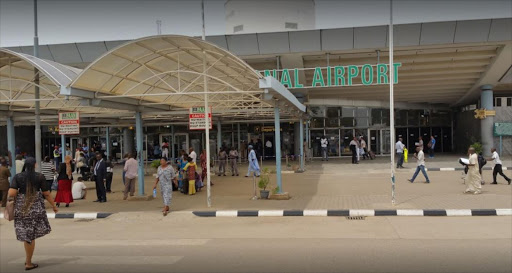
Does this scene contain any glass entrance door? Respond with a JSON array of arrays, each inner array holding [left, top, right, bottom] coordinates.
[[381, 129, 391, 154], [325, 129, 340, 157], [369, 130, 380, 154], [173, 133, 189, 156]]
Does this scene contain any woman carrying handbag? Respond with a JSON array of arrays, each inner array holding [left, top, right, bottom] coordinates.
[[6, 157, 58, 271]]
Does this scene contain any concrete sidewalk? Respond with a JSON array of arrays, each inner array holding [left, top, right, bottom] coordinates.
[[45, 154, 512, 214]]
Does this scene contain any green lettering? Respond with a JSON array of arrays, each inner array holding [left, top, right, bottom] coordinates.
[[347, 65, 359, 86], [376, 64, 388, 84], [326, 66, 332, 87], [264, 69, 276, 78], [361, 64, 373, 85], [393, 63, 401, 83], [334, 66, 345, 86], [280, 69, 292, 88], [311, 67, 325, 87], [294, 68, 303, 88]]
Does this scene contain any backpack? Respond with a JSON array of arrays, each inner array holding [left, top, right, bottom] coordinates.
[[478, 155, 486, 169]]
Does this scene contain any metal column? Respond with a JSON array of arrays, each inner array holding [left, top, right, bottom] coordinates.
[[61, 134, 65, 162], [33, 0, 42, 171], [217, 120, 222, 151], [7, 116, 16, 176], [300, 118, 304, 171], [171, 125, 175, 160], [480, 85, 494, 157], [106, 127, 110, 160], [274, 105, 282, 193], [237, 123, 241, 163], [135, 112, 145, 195]]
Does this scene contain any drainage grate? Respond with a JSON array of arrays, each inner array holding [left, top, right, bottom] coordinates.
[[75, 219, 95, 222], [346, 216, 366, 220]]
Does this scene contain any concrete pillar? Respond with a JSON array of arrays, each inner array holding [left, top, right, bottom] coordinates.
[[274, 105, 282, 193], [294, 122, 300, 156], [217, 120, 222, 152], [135, 112, 145, 195], [106, 127, 110, 160], [61, 134, 65, 162], [300, 118, 304, 171], [7, 116, 16, 176], [123, 127, 134, 154], [480, 85, 494, 157]]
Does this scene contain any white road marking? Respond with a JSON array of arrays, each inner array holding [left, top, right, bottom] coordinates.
[[215, 210, 238, 217], [397, 210, 424, 216], [258, 210, 284, 217], [8, 255, 183, 265], [64, 239, 210, 247], [440, 168, 455, 171], [74, 212, 98, 219], [303, 210, 328, 216], [496, 209, 512, 216], [446, 209, 472, 216], [349, 210, 375, 217]]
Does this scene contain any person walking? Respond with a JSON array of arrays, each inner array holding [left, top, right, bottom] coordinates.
[[53, 146, 61, 169], [15, 154, 24, 174], [123, 153, 137, 200], [54, 156, 74, 208], [40, 156, 55, 192], [161, 141, 169, 158], [93, 152, 107, 203], [218, 148, 227, 176], [183, 157, 197, 195], [199, 150, 211, 186], [320, 136, 328, 161], [395, 138, 405, 168], [153, 157, 177, 216], [7, 157, 58, 271], [360, 136, 368, 160], [77, 152, 88, 176], [416, 136, 424, 151], [408, 146, 430, 183], [105, 160, 114, 193], [245, 145, 260, 177], [349, 137, 358, 164], [74, 148, 81, 173], [464, 147, 482, 194], [487, 148, 511, 185], [229, 147, 239, 176], [189, 147, 197, 163], [0, 158, 11, 207], [428, 136, 436, 158]]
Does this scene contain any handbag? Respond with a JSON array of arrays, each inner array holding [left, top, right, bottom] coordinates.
[[77, 161, 84, 168], [3, 200, 14, 221], [51, 175, 58, 191]]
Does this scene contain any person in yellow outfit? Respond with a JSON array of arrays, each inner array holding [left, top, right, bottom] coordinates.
[[183, 157, 196, 195]]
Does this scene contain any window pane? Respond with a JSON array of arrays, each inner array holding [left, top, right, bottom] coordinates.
[[355, 117, 369, 127], [341, 117, 354, 127], [396, 110, 407, 126], [371, 109, 382, 126], [326, 107, 340, 127], [507, 98, 511, 106], [496, 98, 502, 107], [311, 118, 324, 128], [408, 110, 420, 126]]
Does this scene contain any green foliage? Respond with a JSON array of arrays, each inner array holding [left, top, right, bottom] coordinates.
[[272, 186, 280, 195], [471, 142, 483, 154], [258, 168, 271, 190], [151, 159, 161, 169]]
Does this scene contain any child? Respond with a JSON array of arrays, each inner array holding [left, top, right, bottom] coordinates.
[[183, 157, 196, 195]]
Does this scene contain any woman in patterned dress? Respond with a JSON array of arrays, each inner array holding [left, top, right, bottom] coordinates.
[[8, 157, 58, 271], [153, 157, 177, 216]]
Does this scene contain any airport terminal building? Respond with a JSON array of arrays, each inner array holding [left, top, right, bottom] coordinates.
[[1, 0, 511, 160]]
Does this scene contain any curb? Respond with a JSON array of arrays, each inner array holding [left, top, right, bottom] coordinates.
[[0, 212, 112, 220], [192, 209, 512, 217], [426, 166, 510, 172]]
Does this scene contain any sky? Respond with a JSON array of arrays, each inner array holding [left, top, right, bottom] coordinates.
[[0, 0, 511, 47]]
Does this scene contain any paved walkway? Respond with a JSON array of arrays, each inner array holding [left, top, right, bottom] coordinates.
[[44, 154, 512, 213]]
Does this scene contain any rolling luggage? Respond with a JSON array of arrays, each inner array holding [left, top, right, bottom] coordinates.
[[368, 150, 376, 160]]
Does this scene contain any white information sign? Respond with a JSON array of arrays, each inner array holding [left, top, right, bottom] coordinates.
[[59, 112, 80, 135], [189, 107, 212, 130]]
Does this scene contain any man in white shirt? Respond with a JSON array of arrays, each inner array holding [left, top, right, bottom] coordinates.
[[395, 138, 405, 168], [487, 148, 511, 185], [408, 147, 430, 183], [320, 136, 328, 161], [349, 137, 358, 164], [72, 178, 87, 200], [189, 147, 197, 163]]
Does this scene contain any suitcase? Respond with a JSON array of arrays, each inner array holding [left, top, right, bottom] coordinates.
[[369, 150, 376, 160]]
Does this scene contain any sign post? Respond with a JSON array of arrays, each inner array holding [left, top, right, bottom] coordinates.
[[189, 107, 212, 130], [389, 0, 396, 205], [58, 112, 80, 135], [494, 122, 512, 155]]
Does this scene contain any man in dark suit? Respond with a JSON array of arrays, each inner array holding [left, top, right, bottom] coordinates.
[[93, 152, 107, 203]]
